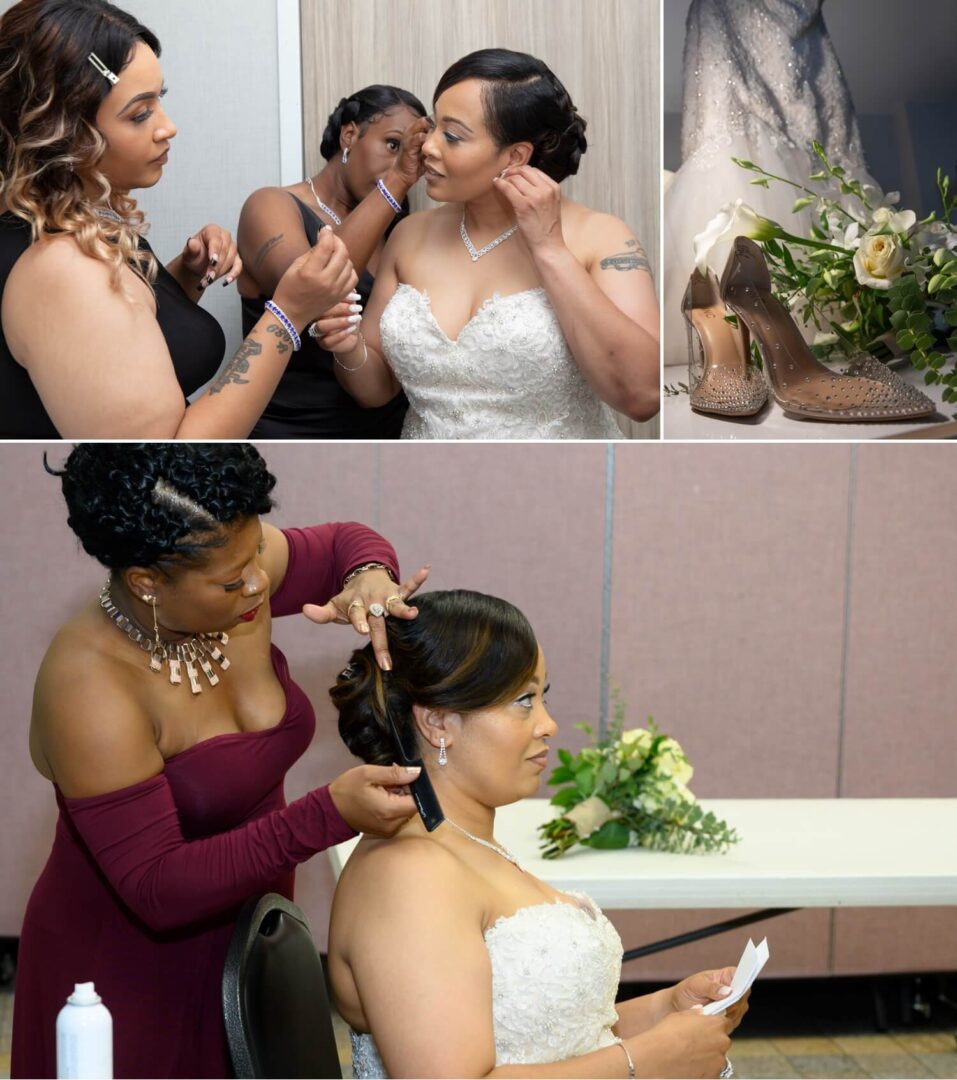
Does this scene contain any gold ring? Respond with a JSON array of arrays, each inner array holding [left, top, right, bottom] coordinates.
[[347, 599, 365, 613], [385, 594, 403, 611]]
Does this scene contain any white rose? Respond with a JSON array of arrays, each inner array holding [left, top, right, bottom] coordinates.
[[853, 231, 906, 289], [693, 199, 780, 275], [565, 795, 617, 839], [814, 332, 839, 346], [656, 738, 694, 785]]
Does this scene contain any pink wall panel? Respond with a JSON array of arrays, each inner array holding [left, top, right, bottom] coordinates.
[[608, 444, 852, 798], [831, 909, 957, 975]]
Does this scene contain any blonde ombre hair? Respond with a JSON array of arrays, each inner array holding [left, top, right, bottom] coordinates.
[[0, 0, 161, 295]]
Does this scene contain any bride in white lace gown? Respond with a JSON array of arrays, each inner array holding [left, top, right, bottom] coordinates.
[[664, 0, 873, 367], [328, 591, 750, 1078], [314, 49, 659, 439]]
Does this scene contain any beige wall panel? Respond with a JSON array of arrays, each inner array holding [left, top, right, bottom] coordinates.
[[608, 445, 852, 798], [831, 909, 957, 975], [301, 0, 661, 440]]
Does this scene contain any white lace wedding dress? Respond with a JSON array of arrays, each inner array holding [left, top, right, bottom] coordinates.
[[664, 0, 873, 366], [379, 284, 622, 439], [349, 893, 624, 1077]]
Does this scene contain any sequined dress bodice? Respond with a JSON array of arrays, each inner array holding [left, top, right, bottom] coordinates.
[[349, 893, 623, 1077], [379, 284, 621, 439], [682, 0, 867, 172]]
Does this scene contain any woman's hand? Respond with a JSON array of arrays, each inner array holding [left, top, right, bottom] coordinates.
[[385, 116, 431, 192], [492, 164, 566, 253], [182, 224, 243, 289], [671, 968, 749, 1033], [273, 228, 358, 331], [310, 299, 362, 354], [639, 1008, 733, 1079], [328, 762, 421, 836], [302, 564, 431, 669]]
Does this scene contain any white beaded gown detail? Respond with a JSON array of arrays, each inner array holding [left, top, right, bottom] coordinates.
[[664, 0, 875, 366], [349, 893, 624, 1078], [379, 284, 621, 439]]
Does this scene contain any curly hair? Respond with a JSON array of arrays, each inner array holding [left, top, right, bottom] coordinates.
[[46, 443, 277, 570], [319, 84, 427, 162], [434, 49, 587, 183], [0, 0, 161, 295], [330, 591, 539, 767]]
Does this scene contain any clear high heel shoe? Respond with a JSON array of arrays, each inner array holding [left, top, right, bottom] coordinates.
[[719, 237, 936, 422], [681, 267, 768, 417]]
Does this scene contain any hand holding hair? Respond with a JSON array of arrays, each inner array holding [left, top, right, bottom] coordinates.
[[328, 762, 421, 836]]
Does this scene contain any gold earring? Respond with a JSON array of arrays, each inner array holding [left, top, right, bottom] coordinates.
[[141, 594, 160, 646]]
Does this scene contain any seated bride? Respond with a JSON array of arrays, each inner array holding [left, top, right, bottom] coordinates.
[[327, 590, 748, 1078], [314, 49, 660, 440]]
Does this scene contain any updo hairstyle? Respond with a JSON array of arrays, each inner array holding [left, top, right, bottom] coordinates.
[[330, 590, 539, 766], [46, 443, 276, 571], [433, 48, 587, 182], [319, 84, 427, 161]]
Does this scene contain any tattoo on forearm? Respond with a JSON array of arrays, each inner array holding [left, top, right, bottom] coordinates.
[[600, 242, 651, 273], [266, 322, 292, 354], [208, 334, 262, 393], [253, 233, 284, 270]]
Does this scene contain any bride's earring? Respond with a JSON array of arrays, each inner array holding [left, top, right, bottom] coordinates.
[[438, 736, 448, 766], [342, 147, 350, 165]]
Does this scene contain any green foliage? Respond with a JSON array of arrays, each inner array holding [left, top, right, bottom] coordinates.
[[537, 696, 739, 860]]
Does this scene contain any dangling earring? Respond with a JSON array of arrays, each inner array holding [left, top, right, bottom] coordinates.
[[438, 736, 448, 766], [142, 594, 160, 647], [342, 147, 350, 165]]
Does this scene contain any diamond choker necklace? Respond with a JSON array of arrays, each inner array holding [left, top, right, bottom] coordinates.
[[99, 580, 231, 694], [460, 214, 518, 262]]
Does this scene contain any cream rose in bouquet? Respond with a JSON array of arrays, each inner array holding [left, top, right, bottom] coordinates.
[[538, 709, 739, 859]]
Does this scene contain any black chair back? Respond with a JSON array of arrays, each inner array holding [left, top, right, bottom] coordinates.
[[222, 893, 343, 1079]]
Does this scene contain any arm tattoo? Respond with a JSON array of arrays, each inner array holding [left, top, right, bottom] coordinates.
[[600, 241, 651, 273], [208, 334, 263, 394], [253, 233, 284, 270], [266, 322, 292, 354]]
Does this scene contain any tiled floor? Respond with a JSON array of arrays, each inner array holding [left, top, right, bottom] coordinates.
[[2, 989, 954, 1079]]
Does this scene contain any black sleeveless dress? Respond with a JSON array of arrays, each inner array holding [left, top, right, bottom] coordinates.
[[245, 195, 407, 440], [0, 213, 225, 438]]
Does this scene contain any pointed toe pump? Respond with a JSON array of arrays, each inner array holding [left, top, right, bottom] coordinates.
[[682, 267, 768, 417], [719, 237, 936, 422]]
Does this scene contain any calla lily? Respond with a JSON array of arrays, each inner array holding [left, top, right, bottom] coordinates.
[[693, 199, 780, 274]]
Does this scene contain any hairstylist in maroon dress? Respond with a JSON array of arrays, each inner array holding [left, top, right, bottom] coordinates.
[[11, 443, 428, 1079]]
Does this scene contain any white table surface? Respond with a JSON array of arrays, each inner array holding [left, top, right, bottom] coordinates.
[[327, 798, 957, 910], [662, 362, 957, 440]]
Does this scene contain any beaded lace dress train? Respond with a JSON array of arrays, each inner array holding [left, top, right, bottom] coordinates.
[[349, 893, 623, 1077], [664, 0, 874, 366], [379, 284, 621, 439]]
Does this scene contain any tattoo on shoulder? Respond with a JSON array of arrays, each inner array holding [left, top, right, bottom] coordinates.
[[600, 241, 651, 273], [266, 322, 292, 354], [208, 334, 263, 394], [253, 233, 284, 270]]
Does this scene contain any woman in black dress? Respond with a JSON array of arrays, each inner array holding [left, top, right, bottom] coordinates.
[[238, 85, 428, 439], [0, 0, 355, 439]]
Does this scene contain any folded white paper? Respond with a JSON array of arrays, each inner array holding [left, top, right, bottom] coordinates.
[[701, 937, 769, 1015]]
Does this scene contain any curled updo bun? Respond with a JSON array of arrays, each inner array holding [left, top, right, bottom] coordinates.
[[319, 84, 427, 161], [46, 443, 276, 570], [433, 48, 587, 183], [330, 591, 538, 766]]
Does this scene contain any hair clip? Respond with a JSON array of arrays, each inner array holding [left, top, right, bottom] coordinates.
[[338, 661, 360, 681], [88, 52, 119, 86]]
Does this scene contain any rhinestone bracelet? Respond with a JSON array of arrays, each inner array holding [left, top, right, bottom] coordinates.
[[341, 561, 396, 590], [264, 300, 302, 352], [376, 178, 402, 214]]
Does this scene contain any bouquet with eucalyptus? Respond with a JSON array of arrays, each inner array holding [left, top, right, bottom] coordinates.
[[537, 708, 739, 859], [692, 143, 957, 399]]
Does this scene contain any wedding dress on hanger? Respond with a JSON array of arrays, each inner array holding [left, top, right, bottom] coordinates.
[[664, 0, 874, 367]]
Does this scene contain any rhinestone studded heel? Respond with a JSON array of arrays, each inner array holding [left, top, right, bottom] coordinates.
[[682, 267, 767, 417], [720, 237, 935, 422]]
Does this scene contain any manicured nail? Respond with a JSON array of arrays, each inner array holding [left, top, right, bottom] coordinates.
[[347, 291, 362, 302], [380, 655, 392, 671], [349, 303, 362, 313], [718, 986, 732, 996], [210, 255, 219, 266], [348, 314, 362, 324], [359, 622, 369, 634], [403, 766, 421, 776]]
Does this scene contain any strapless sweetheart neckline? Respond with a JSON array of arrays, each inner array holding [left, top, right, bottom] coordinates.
[[393, 282, 548, 346]]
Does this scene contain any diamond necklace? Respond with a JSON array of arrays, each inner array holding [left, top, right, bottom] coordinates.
[[99, 580, 231, 695], [445, 817, 524, 871], [460, 213, 518, 262], [305, 176, 343, 226]]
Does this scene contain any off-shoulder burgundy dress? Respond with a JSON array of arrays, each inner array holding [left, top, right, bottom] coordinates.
[[11, 523, 399, 1079]]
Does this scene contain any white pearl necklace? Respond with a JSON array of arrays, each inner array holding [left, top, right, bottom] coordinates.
[[445, 817, 524, 871], [460, 214, 518, 262]]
